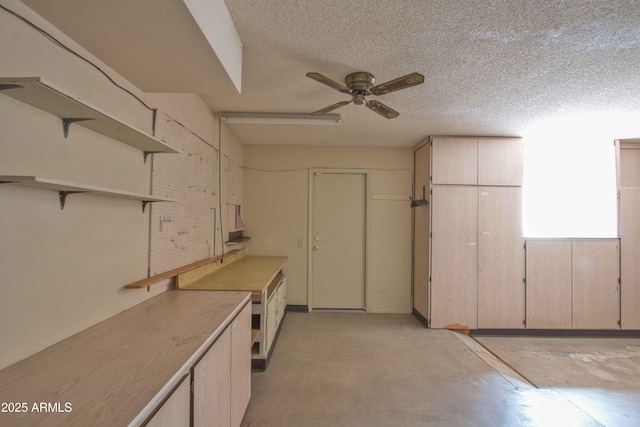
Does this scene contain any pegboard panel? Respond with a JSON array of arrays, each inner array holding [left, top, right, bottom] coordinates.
[[149, 111, 218, 276]]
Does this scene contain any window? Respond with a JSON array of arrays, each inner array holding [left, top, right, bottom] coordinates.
[[522, 113, 628, 238]]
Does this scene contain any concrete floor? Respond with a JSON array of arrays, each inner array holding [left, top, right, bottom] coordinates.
[[241, 313, 640, 426]]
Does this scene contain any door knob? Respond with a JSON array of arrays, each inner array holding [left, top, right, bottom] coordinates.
[[313, 245, 320, 251], [314, 236, 320, 241]]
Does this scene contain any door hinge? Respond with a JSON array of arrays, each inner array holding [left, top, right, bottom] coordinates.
[[618, 320, 622, 327], [429, 276, 431, 282], [524, 242, 526, 250], [522, 277, 526, 284], [523, 319, 527, 327], [427, 319, 431, 328]]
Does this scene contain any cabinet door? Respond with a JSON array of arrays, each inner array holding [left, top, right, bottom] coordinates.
[[231, 303, 251, 427], [525, 241, 572, 329], [619, 148, 640, 188], [413, 144, 430, 318], [277, 281, 287, 323], [477, 138, 523, 186], [265, 296, 278, 353], [144, 375, 191, 427], [477, 187, 524, 329], [193, 328, 231, 427], [430, 186, 478, 328], [620, 190, 640, 329], [431, 137, 477, 185], [572, 241, 620, 329]]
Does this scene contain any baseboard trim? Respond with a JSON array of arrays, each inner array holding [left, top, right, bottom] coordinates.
[[286, 304, 308, 312], [412, 309, 428, 327]]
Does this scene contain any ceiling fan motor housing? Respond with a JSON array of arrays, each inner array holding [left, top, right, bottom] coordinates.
[[345, 72, 375, 93]]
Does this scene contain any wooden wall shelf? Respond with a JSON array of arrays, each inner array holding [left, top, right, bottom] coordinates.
[[0, 77, 178, 162], [0, 175, 173, 212]]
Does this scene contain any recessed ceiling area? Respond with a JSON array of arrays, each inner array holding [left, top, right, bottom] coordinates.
[[20, 0, 640, 147]]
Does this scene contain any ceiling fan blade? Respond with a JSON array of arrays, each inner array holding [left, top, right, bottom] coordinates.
[[306, 72, 352, 94], [370, 72, 425, 96], [366, 100, 399, 119], [311, 100, 352, 116]]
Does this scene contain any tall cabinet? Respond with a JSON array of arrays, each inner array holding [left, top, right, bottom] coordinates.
[[421, 136, 523, 329], [617, 139, 640, 329]]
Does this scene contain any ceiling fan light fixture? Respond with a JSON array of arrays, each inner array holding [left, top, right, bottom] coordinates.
[[220, 112, 341, 125]]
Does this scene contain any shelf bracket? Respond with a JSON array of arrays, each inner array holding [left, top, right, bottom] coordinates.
[[59, 191, 88, 210], [0, 84, 24, 91], [142, 200, 153, 213], [143, 151, 163, 164], [62, 118, 94, 138]]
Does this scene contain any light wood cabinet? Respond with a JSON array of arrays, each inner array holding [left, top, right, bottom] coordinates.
[[431, 137, 477, 185], [231, 303, 252, 427], [427, 136, 523, 330], [0, 291, 252, 427], [193, 328, 231, 427], [431, 136, 522, 186], [178, 252, 288, 370], [145, 375, 191, 427], [477, 187, 524, 328], [572, 240, 620, 329], [413, 141, 430, 320], [192, 300, 252, 427], [430, 186, 478, 329], [524, 239, 620, 330], [477, 139, 523, 186], [525, 241, 572, 329], [617, 140, 640, 330], [620, 190, 640, 329]]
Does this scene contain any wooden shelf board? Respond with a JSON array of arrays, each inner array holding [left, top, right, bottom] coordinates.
[[124, 249, 244, 289], [251, 329, 260, 345], [225, 236, 251, 245], [0, 175, 172, 203], [0, 77, 178, 154]]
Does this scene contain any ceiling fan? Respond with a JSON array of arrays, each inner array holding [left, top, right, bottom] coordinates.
[[306, 71, 425, 119]]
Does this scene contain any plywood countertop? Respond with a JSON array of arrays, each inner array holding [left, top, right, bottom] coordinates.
[[0, 290, 251, 427], [181, 256, 287, 292]]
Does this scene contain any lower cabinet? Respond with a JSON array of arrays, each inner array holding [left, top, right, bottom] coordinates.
[[145, 375, 191, 427], [265, 281, 286, 354], [146, 301, 251, 427], [193, 327, 231, 427], [525, 239, 620, 329]]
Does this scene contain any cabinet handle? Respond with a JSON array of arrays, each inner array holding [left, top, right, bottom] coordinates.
[[481, 231, 491, 235], [467, 242, 477, 246]]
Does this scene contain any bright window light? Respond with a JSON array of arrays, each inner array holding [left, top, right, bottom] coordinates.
[[522, 112, 638, 238]]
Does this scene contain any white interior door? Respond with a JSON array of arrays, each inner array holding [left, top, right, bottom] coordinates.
[[311, 173, 366, 309]]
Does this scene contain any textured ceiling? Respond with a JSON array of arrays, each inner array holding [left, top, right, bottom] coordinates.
[[19, 0, 640, 147]]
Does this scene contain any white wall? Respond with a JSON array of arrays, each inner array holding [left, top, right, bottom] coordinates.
[[243, 145, 413, 313], [0, 1, 242, 369]]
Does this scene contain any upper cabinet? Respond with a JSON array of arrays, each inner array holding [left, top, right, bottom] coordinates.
[[617, 140, 640, 189], [477, 138, 523, 186], [431, 137, 478, 185], [431, 137, 522, 186]]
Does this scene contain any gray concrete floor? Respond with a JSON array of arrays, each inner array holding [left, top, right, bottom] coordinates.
[[242, 313, 640, 426]]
